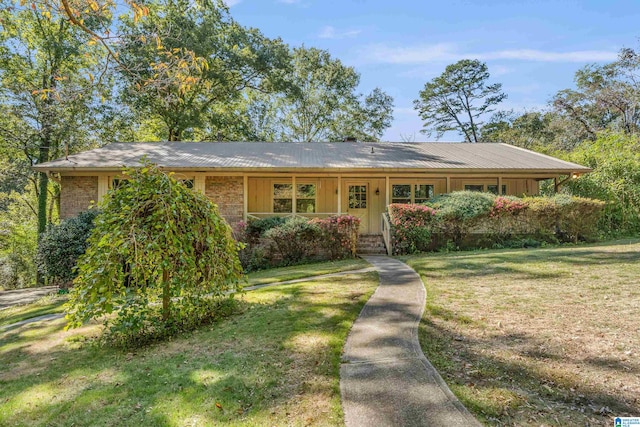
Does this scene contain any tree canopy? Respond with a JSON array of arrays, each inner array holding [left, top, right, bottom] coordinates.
[[414, 59, 506, 142], [66, 163, 244, 341]]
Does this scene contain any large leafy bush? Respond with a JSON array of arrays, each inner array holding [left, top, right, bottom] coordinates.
[[66, 163, 243, 345], [427, 191, 495, 247], [387, 192, 605, 254], [387, 204, 436, 254], [311, 214, 361, 259], [263, 216, 321, 264], [563, 133, 640, 235], [36, 209, 99, 287]]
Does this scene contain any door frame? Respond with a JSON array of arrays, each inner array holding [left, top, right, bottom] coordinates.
[[343, 181, 371, 234]]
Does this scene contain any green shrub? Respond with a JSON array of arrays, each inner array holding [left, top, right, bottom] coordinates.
[[387, 204, 436, 254], [245, 216, 287, 242], [427, 191, 495, 247], [311, 215, 361, 259], [36, 210, 99, 287], [263, 217, 321, 264], [66, 163, 243, 345], [526, 194, 605, 243], [562, 133, 640, 236]]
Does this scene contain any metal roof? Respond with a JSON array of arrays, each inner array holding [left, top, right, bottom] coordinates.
[[33, 142, 591, 173]]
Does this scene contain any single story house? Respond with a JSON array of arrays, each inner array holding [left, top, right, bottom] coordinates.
[[34, 142, 590, 236]]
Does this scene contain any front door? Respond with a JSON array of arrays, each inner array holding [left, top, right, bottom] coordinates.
[[347, 183, 369, 233]]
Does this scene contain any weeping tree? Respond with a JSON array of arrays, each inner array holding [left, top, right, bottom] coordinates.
[[66, 163, 243, 342]]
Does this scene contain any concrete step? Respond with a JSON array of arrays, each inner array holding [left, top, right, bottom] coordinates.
[[357, 235, 387, 255]]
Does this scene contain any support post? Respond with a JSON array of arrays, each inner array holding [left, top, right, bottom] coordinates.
[[385, 176, 390, 207], [337, 176, 342, 214], [292, 175, 297, 215], [243, 175, 248, 222]]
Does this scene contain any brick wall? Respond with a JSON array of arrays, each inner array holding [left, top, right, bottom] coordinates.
[[60, 176, 98, 219], [205, 176, 244, 224]]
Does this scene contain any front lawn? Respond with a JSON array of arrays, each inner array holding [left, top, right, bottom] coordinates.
[[0, 258, 370, 329], [0, 270, 378, 426], [406, 238, 640, 426]]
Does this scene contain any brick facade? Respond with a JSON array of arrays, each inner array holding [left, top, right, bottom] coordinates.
[[60, 176, 99, 219], [205, 176, 244, 224]]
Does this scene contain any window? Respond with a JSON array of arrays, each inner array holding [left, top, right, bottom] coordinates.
[[348, 185, 367, 209], [273, 183, 293, 213], [180, 179, 194, 189], [487, 184, 507, 195], [464, 184, 485, 192], [391, 184, 411, 204], [414, 184, 434, 204], [296, 184, 316, 213], [111, 178, 129, 189], [272, 183, 317, 213], [392, 183, 434, 204]]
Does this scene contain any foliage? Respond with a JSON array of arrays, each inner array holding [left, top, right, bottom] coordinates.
[[429, 191, 496, 221], [244, 216, 288, 242], [36, 210, 99, 287], [387, 204, 436, 254], [116, 0, 291, 141], [239, 47, 394, 142], [489, 196, 528, 218], [554, 49, 640, 140], [66, 163, 243, 344], [414, 59, 506, 142], [263, 216, 321, 264], [311, 214, 361, 259], [561, 133, 640, 236], [0, 3, 110, 242], [0, 190, 37, 289], [387, 193, 605, 254]]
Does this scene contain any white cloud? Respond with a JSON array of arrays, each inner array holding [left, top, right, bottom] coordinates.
[[361, 43, 618, 65], [223, 0, 242, 6], [318, 25, 362, 39]]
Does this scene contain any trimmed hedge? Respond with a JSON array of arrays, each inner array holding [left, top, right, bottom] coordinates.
[[388, 204, 436, 254], [236, 214, 361, 271], [387, 192, 605, 254]]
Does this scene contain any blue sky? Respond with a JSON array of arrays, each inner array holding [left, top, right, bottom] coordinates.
[[225, 0, 639, 141]]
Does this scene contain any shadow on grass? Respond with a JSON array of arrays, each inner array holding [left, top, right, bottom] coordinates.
[[419, 311, 639, 426], [408, 244, 640, 282], [0, 273, 377, 426]]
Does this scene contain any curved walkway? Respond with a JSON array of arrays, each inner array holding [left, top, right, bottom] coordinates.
[[340, 256, 480, 427]]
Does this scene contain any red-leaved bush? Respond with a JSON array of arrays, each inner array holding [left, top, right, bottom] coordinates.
[[387, 204, 436, 254], [490, 196, 528, 217], [312, 215, 361, 259]]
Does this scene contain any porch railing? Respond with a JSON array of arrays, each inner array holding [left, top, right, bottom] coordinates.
[[246, 212, 340, 221], [381, 213, 393, 256]]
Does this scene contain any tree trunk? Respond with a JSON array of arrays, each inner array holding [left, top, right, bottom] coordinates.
[[162, 269, 170, 321]]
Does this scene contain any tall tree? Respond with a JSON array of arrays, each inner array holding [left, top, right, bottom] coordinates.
[[0, 3, 105, 236], [414, 59, 506, 142], [235, 47, 394, 142], [116, 0, 291, 141], [553, 48, 640, 140]]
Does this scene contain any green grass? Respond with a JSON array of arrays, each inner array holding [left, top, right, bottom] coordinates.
[[0, 258, 370, 329], [246, 258, 369, 286], [0, 271, 378, 426], [406, 238, 640, 426], [0, 295, 67, 328]]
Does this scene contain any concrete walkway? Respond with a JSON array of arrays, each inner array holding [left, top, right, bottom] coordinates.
[[340, 256, 480, 427], [0, 286, 58, 310]]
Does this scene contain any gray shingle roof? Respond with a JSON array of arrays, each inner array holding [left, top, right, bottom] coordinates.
[[34, 142, 590, 173]]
